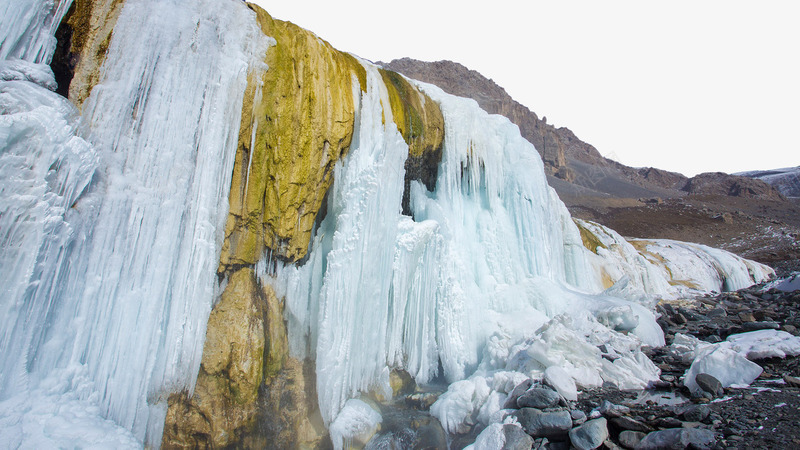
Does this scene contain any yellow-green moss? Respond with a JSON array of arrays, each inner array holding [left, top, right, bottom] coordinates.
[[379, 68, 444, 158], [575, 220, 607, 255], [220, 5, 367, 265]]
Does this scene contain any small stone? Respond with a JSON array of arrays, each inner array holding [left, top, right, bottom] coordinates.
[[598, 400, 630, 418], [657, 417, 683, 428], [568, 418, 608, 450], [739, 312, 756, 322], [708, 308, 727, 318], [681, 404, 711, 422], [674, 313, 687, 324], [635, 428, 716, 450], [610, 416, 653, 433], [695, 373, 724, 398], [571, 409, 587, 426], [782, 324, 797, 334], [517, 387, 561, 409], [783, 375, 800, 388], [660, 374, 675, 383], [741, 321, 781, 331], [618, 430, 646, 449]]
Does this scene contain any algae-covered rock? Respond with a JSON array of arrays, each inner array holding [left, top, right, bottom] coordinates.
[[162, 268, 286, 448], [378, 69, 445, 216], [220, 5, 367, 264]]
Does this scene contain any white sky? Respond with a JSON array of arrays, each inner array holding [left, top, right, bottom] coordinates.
[[251, 0, 799, 177]]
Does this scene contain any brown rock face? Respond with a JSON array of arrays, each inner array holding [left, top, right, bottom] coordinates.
[[50, 0, 126, 108], [162, 269, 295, 448], [682, 172, 786, 201]]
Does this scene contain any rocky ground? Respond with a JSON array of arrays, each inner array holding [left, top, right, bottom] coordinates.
[[371, 276, 800, 450]]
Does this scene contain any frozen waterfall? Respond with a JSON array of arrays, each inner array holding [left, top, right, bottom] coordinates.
[[0, 0, 271, 446], [268, 69, 665, 428]]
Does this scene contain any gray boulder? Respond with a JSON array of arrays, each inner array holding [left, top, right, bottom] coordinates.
[[695, 373, 724, 398], [517, 388, 561, 409], [618, 430, 646, 449], [634, 428, 716, 449], [571, 409, 587, 426], [569, 417, 608, 450], [503, 379, 533, 409], [680, 404, 711, 422], [512, 408, 572, 439], [610, 416, 653, 433]]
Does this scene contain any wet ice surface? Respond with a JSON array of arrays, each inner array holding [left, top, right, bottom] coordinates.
[[0, 0, 270, 446]]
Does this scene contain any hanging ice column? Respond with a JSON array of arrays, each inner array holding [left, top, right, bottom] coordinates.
[[272, 66, 660, 427], [0, 0, 272, 446]]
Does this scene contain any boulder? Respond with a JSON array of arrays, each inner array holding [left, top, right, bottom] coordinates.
[[634, 428, 716, 449], [610, 416, 653, 433], [695, 373, 724, 398], [512, 408, 573, 439], [571, 409, 587, 426], [517, 388, 561, 409], [598, 400, 630, 418], [503, 379, 533, 409], [569, 418, 608, 450], [618, 430, 646, 449], [680, 404, 711, 422]]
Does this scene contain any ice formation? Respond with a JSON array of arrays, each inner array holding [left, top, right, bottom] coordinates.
[[270, 73, 670, 427], [328, 399, 383, 450], [0, 0, 270, 446], [670, 330, 800, 394]]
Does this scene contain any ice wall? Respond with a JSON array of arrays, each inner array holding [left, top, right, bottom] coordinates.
[[0, 0, 271, 446], [269, 69, 663, 427], [577, 219, 773, 299]]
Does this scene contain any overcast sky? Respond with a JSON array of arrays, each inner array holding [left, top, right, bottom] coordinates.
[[251, 1, 798, 177]]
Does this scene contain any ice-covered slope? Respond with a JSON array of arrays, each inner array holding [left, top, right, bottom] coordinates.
[[737, 166, 800, 198]]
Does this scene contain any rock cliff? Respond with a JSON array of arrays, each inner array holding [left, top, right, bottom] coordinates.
[[682, 172, 786, 201]]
